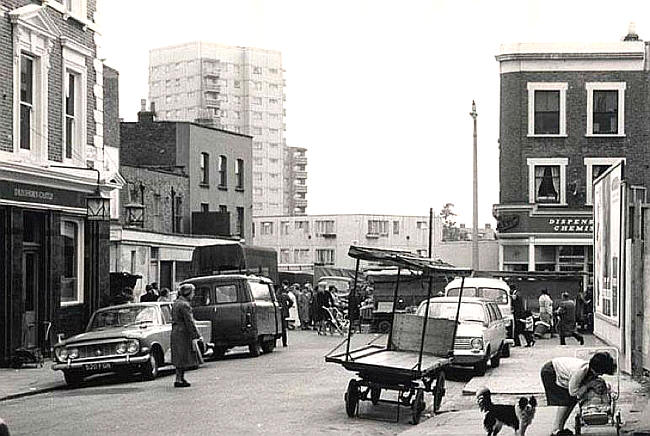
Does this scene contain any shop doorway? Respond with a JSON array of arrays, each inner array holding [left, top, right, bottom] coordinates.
[[160, 261, 173, 292], [22, 249, 39, 348]]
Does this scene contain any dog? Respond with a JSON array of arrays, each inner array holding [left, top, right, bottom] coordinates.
[[476, 388, 537, 436]]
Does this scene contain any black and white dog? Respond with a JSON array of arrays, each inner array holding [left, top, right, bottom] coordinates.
[[476, 388, 537, 436]]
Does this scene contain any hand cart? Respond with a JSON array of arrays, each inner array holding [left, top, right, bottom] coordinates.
[[574, 347, 622, 435], [326, 246, 471, 424]]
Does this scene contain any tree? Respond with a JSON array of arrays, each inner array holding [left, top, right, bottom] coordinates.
[[440, 203, 460, 241]]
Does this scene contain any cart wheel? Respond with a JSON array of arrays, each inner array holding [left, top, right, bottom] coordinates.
[[574, 412, 581, 435], [345, 379, 360, 418], [433, 371, 446, 413], [411, 389, 425, 424], [370, 387, 381, 405]]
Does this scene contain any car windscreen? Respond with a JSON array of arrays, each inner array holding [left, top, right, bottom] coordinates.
[[447, 287, 509, 305], [89, 306, 157, 330], [416, 301, 485, 323]]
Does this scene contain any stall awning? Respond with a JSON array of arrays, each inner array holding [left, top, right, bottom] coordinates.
[[348, 245, 472, 275]]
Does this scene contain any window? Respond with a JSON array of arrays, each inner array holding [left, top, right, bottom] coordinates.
[[64, 0, 86, 18], [234, 80, 241, 88], [219, 205, 228, 214], [253, 97, 262, 105], [527, 82, 567, 136], [269, 68, 278, 74], [527, 158, 568, 205], [584, 157, 625, 205], [295, 220, 309, 233], [586, 82, 626, 136], [261, 221, 274, 235], [160, 305, 172, 323], [61, 220, 84, 305], [201, 203, 209, 213], [200, 152, 209, 184], [254, 157, 263, 166], [502, 245, 529, 272], [19, 55, 34, 150], [315, 220, 335, 235], [215, 285, 238, 304], [416, 221, 427, 230], [253, 188, 263, 196], [249, 282, 272, 301], [281, 221, 290, 235], [253, 172, 262, 183], [255, 82, 263, 91], [153, 193, 161, 231], [253, 127, 262, 135], [174, 196, 183, 232], [218, 155, 227, 187], [253, 112, 262, 121], [253, 66, 262, 74], [236, 159, 244, 189], [315, 249, 335, 265], [367, 220, 388, 236], [253, 141, 263, 150], [191, 286, 212, 307], [269, 98, 278, 105], [393, 220, 400, 235], [236, 207, 244, 236], [294, 249, 310, 263], [280, 249, 290, 264]]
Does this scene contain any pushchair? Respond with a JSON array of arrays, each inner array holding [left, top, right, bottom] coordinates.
[[574, 347, 622, 435], [322, 306, 349, 336]]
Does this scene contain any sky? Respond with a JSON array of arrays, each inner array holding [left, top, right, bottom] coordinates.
[[97, 0, 650, 226]]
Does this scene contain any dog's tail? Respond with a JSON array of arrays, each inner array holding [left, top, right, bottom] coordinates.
[[476, 387, 492, 412]]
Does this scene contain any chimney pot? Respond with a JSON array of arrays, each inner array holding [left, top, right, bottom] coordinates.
[[140, 99, 146, 112]]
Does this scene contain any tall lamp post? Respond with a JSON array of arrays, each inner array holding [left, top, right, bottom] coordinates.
[[470, 101, 479, 271]]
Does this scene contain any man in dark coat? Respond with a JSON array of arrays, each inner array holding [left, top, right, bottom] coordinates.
[[511, 288, 525, 346], [140, 284, 158, 302], [277, 283, 293, 347], [556, 292, 584, 346], [171, 284, 202, 387]]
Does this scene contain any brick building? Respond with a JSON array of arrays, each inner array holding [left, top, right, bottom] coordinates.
[[493, 33, 650, 287], [0, 1, 122, 364]]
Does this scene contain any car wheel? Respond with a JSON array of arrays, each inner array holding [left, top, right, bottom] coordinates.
[[63, 370, 84, 387], [377, 320, 391, 334], [490, 347, 501, 368], [142, 352, 160, 380], [249, 341, 262, 357], [261, 339, 276, 354], [212, 346, 227, 360]]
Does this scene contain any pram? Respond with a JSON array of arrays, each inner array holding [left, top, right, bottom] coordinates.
[[322, 306, 349, 335], [574, 347, 622, 435]]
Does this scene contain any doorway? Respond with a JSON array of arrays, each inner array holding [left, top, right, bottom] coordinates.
[[22, 249, 39, 348], [160, 261, 173, 292]]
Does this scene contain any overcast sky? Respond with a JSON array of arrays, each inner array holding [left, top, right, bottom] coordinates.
[[97, 0, 648, 225]]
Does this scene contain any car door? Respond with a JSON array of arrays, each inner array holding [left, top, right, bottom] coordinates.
[[213, 282, 244, 342], [486, 303, 503, 354], [483, 304, 496, 356], [159, 304, 173, 363], [190, 284, 215, 340], [248, 280, 275, 336]]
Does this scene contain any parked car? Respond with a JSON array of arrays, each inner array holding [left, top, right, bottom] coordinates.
[[444, 277, 514, 344], [52, 302, 212, 387], [181, 274, 283, 358], [416, 297, 508, 375]]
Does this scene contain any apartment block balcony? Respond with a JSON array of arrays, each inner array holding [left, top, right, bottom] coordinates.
[[293, 170, 307, 179], [294, 198, 308, 207], [204, 69, 221, 79], [294, 184, 307, 193], [294, 156, 307, 165], [205, 97, 221, 108], [205, 82, 222, 93]]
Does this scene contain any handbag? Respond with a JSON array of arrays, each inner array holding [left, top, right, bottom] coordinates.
[[192, 338, 205, 365]]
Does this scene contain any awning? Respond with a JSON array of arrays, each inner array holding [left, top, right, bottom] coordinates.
[[347, 245, 472, 275]]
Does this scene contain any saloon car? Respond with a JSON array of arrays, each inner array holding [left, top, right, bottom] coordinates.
[[416, 297, 509, 375], [52, 302, 212, 386]]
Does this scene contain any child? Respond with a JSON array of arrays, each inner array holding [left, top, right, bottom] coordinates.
[[578, 376, 611, 416], [520, 310, 536, 347]]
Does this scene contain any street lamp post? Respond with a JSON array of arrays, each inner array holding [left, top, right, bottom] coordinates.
[[470, 101, 479, 271]]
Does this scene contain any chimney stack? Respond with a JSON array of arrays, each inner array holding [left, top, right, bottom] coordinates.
[[624, 22, 640, 41], [137, 98, 155, 123]]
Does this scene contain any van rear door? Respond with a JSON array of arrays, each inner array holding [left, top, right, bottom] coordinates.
[[248, 280, 277, 336], [213, 282, 244, 341]]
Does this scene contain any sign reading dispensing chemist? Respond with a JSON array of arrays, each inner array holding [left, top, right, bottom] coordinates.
[[593, 161, 624, 326]]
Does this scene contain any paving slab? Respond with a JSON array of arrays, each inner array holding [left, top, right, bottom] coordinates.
[[0, 361, 65, 401]]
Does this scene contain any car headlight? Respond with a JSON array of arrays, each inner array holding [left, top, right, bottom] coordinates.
[[56, 347, 68, 360], [471, 338, 483, 350], [116, 342, 127, 354], [127, 340, 139, 354], [68, 348, 79, 359]]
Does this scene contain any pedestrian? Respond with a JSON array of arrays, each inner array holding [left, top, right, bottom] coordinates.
[[538, 288, 554, 337], [140, 284, 158, 302], [151, 282, 160, 297], [556, 292, 584, 346], [575, 289, 587, 331], [520, 309, 535, 347], [511, 288, 525, 347], [171, 283, 202, 388], [276, 284, 293, 346], [287, 284, 300, 329], [157, 287, 171, 302], [584, 286, 594, 332], [347, 287, 361, 333], [540, 352, 616, 436], [113, 286, 134, 305], [0, 417, 9, 436], [297, 285, 312, 330], [314, 285, 334, 335]]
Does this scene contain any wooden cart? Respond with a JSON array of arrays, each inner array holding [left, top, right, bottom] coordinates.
[[325, 246, 470, 424]]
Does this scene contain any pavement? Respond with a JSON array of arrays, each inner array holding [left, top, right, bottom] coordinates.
[[0, 333, 648, 435]]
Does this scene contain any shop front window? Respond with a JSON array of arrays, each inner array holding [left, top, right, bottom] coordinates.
[[503, 245, 528, 271], [61, 220, 83, 304]]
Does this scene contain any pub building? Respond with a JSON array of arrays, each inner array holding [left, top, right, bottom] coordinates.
[[0, 2, 122, 365]]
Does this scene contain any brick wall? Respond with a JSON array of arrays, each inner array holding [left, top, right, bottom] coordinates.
[[119, 165, 190, 234], [0, 10, 14, 153], [103, 65, 119, 149], [120, 122, 178, 167], [499, 70, 650, 207]]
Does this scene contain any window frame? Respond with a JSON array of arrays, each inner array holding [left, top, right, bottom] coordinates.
[[586, 82, 626, 137], [527, 157, 568, 206], [61, 44, 88, 165], [584, 157, 625, 205], [60, 218, 85, 306], [527, 82, 568, 137], [235, 158, 244, 190], [218, 155, 228, 188], [200, 152, 210, 185]]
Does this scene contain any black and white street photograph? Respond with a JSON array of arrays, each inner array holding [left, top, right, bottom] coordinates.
[[1, 1, 650, 435]]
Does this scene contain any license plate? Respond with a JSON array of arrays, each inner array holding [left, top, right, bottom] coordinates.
[[83, 362, 112, 371]]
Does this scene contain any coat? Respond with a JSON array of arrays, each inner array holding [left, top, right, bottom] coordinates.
[[314, 290, 334, 322], [277, 291, 293, 319], [171, 296, 201, 369], [556, 299, 577, 335], [297, 291, 312, 323]]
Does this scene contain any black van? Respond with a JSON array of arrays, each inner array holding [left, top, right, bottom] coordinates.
[[181, 275, 283, 357]]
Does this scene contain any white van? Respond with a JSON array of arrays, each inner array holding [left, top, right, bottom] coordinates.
[[444, 278, 514, 345]]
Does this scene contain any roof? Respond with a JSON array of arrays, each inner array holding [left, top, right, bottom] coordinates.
[[181, 274, 273, 284], [424, 296, 492, 304], [348, 245, 472, 275]]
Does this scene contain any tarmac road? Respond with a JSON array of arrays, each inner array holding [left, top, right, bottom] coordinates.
[[0, 330, 481, 436]]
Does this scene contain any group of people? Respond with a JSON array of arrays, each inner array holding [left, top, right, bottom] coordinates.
[[511, 287, 594, 348], [111, 282, 172, 305]]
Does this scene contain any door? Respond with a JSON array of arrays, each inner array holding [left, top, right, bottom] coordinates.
[[160, 261, 173, 291], [213, 283, 244, 342], [248, 281, 275, 336], [22, 250, 39, 349]]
